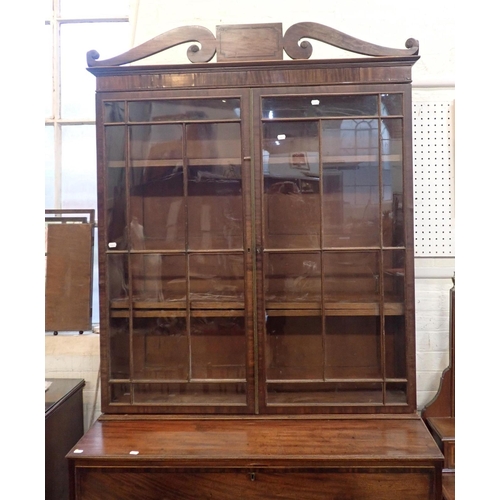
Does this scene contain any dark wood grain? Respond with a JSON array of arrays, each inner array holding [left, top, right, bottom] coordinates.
[[88, 58, 417, 92], [80, 21, 438, 498], [283, 22, 419, 59], [87, 25, 217, 66], [68, 418, 442, 499], [442, 471, 455, 500], [67, 417, 443, 464], [426, 417, 455, 470], [217, 23, 283, 62], [75, 469, 437, 500]]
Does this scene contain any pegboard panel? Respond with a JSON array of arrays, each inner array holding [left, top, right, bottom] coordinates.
[[412, 100, 455, 256]]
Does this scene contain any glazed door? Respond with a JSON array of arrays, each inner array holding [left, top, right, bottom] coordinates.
[[99, 89, 255, 413], [254, 87, 415, 413], [98, 85, 415, 415]]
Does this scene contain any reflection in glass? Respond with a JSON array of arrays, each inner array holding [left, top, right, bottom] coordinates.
[[130, 254, 186, 303], [266, 315, 322, 380], [185, 122, 243, 250], [262, 95, 378, 119], [385, 316, 406, 379], [129, 99, 241, 122], [323, 251, 379, 301], [267, 382, 383, 405], [129, 166, 185, 250], [108, 254, 128, 302], [383, 249, 405, 303], [385, 382, 407, 404], [263, 121, 320, 249], [381, 94, 403, 116], [381, 119, 404, 247], [186, 122, 241, 160], [325, 316, 381, 378], [104, 102, 125, 123], [133, 382, 247, 405], [130, 124, 183, 163], [105, 126, 127, 248], [189, 254, 244, 304], [265, 253, 321, 303], [187, 165, 243, 250], [110, 383, 131, 404], [132, 316, 188, 380], [322, 119, 380, 247], [191, 316, 246, 379], [109, 317, 130, 379]]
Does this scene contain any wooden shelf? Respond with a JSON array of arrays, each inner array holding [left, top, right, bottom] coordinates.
[[107, 158, 241, 168]]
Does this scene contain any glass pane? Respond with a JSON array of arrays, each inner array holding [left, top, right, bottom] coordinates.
[[60, 21, 130, 119], [383, 249, 405, 304], [104, 101, 125, 123], [189, 254, 244, 305], [187, 165, 243, 250], [323, 251, 380, 303], [385, 316, 406, 378], [263, 121, 320, 249], [191, 316, 246, 379], [382, 119, 404, 246], [105, 125, 126, 165], [265, 253, 321, 305], [45, 125, 55, 208], [381, 94, 403, 116], [386, 382, 407, 404], [60, 0, 130, 18], [129, 166, 185, 250], [133, 383, 247, 405], [186, 122, 241, 159], [267, 382, 383, 405], [262, 95, 378, 119], [266, 314, 322, 380], [108, 253, 128, 304], [105, 126, 127, 248], [130, 124, 183, 164], [109, 317, 130, 379], [132, 316, 188, 379], [185, 122, 243, 250], [61, 125, 97, 209], [110, 383, 131, 403], [130, 254, 186, 303], [129, 99, 241, 122], [325, 316, 381, 378], [322, 119, 380, 247]]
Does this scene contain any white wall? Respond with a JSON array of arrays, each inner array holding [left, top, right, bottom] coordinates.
[[45, 0, 455, 430], [129, 0, 454, 85]]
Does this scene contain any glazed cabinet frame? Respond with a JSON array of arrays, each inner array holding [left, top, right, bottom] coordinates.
[[96, 81, 417, 416], [88, 22, 421, 416]]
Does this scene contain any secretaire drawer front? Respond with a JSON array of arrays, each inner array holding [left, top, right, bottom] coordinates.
[[75, 467, 438, 500]]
